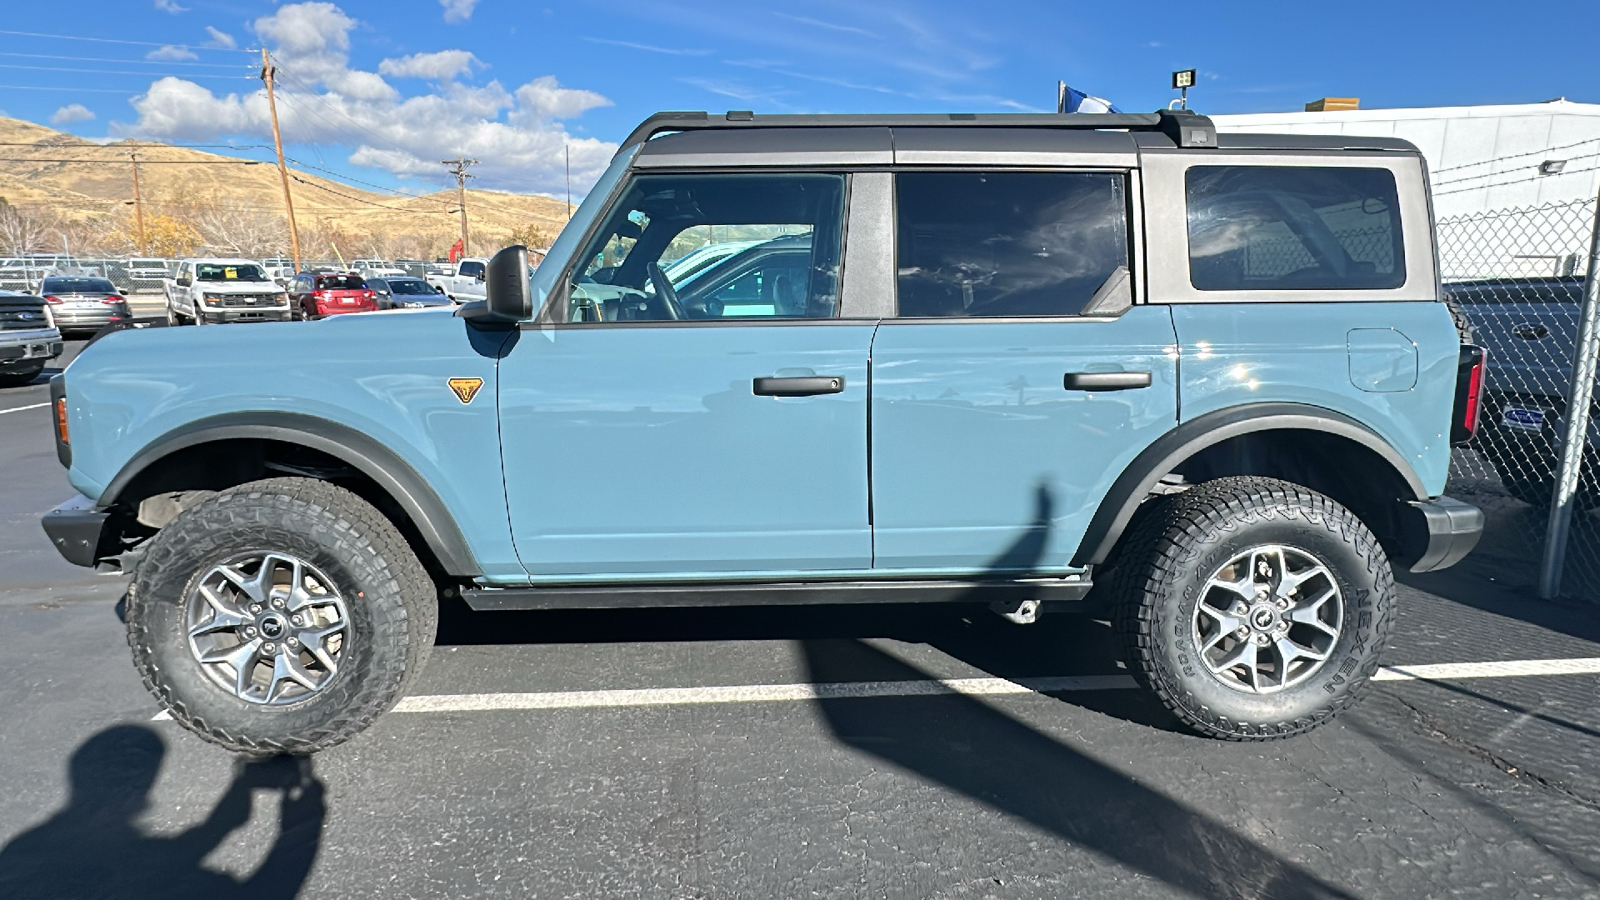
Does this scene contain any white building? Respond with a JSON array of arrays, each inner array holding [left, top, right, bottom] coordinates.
[[1214, 99, 1600, 219]]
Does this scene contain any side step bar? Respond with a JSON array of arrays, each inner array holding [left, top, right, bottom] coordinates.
[[460, 576, 1093, 612]]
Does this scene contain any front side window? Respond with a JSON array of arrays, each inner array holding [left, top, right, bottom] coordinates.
[[566, 173, 844, 322], [459, 261, 485, 279], [895, 171, 1130, 318], [1186, 166, 1404, 291]]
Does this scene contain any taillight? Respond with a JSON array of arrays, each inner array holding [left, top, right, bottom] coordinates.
[[55, 398, 69, 445], [44, 295, 62, 304], [101, 296, 121, 305], [1452, 345, 1485, 445], [362, 290, 375, 301]]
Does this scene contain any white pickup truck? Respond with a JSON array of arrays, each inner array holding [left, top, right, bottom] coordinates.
[[164, 258, 291, 326], [424, 258, 488, 302]]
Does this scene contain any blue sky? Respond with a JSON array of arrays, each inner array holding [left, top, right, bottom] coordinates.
[[0, 0, 1596, 197]]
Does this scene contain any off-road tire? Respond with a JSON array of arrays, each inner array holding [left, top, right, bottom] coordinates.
[[1111, 476, 1393, 740], [127, 477, 438, 754]]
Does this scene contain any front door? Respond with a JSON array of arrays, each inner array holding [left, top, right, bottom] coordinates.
[[870, 170, 1179, 574], [499, 171, 874, 579]]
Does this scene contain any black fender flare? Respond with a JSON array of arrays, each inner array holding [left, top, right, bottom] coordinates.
[[1071, 402, 1429, 567], [100, 412, 481, 577]]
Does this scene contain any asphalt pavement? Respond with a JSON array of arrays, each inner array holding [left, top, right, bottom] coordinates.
[[2, 323, 1600, 899]]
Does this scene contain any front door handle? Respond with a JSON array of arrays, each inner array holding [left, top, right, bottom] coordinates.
[[753, 375, 845, 397], [1063, 371, 1152, 391]]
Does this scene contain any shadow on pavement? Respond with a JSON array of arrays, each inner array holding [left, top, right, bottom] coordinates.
[[0, 725, 326, 900], [801, 638, 1354, 900]]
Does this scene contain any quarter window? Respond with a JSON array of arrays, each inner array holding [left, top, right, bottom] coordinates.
[[1185, 166, 1404, 291], [895, 172, 1130, 318]]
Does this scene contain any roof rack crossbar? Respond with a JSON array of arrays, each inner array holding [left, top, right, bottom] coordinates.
[[619, 109, 1216, 151]]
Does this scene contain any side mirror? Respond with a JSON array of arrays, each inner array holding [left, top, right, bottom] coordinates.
[[459, 245, 530, 325], [474, 270, 486, 282], [118, 288, 129, 296]]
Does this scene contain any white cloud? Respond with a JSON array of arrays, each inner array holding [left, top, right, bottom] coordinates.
[[204, 26, 237, 49], [51, 104, 96, 125], [154, 0, 188, 13], [440, 0, 478, 23], [378, 49, 481, 81], [123, 2, 615, 195], [146, 44, 198, 61]]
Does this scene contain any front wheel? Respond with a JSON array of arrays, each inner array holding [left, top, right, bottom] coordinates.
[[127, 477, 438, 754], [0, 364, 44, 387], [1112, 477, 1392, 740]]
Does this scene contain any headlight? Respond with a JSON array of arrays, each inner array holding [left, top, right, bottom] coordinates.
[[202, 293, 224, 305]]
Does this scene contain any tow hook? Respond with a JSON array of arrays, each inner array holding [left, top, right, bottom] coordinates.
[[990, 598, 1041, 625]]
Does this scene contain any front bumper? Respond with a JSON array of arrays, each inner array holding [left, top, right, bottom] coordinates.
[[1401, 496, 1484, 573], [41, 493, 111, 568], [0, 331, 62, 367], [198, 306, 293, 324]]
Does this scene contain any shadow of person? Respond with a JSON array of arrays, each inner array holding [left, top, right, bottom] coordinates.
[[0, 725, 326, 900], [801, 639, 1354, 900]]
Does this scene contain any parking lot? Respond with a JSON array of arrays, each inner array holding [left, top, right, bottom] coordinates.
[[2, 323, 1600, 898]]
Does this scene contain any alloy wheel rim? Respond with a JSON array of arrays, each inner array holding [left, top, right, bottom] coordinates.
[[1190, 544, 1343, 694], [184, 551, 349, 705]]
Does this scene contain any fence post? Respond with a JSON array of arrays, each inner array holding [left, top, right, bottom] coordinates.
[[1539, 191, 1600, 599]]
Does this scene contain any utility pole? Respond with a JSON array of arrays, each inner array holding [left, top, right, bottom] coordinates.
[[261, 48, 302, 272], [127, 148, 147, 256], [442, 157, 477, 255]]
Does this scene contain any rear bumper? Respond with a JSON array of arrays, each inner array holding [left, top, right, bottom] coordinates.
[[41, 493, 111, 568], [1401, 496, 1484, 573]]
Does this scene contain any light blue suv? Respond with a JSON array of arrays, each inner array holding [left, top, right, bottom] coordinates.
[[41, 109, 1485, 753]]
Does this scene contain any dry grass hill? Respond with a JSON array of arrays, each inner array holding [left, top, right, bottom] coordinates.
[[0, 116, 572, 258]]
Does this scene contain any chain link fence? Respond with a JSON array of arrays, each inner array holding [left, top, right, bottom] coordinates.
[[1441, 196, 1600, 600]]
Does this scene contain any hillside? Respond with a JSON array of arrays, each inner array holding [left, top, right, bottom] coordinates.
[[0, 116, 572, 258]]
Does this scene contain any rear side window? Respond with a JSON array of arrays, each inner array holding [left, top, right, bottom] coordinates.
[[1186, 166, 1404, 291], [895, 172, 1129, 318]]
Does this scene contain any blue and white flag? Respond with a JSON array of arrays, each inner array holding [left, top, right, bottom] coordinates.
[[1058, 84, 1121, 114]]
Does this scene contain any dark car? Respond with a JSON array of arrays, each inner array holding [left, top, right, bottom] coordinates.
[[369, 276, 451, 310], [287, 272, 378, 320], [1446, 276, 1593, 506], [40, 276, 131, 336]]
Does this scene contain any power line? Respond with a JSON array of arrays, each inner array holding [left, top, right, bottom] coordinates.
[[0, 84, 142, 93], [0, 157, 264, 164], [0, 50, 252, 69], [0, 142, 273, 150], [0, 29, 255, 52], [289, 173, 452, 213], [283, 155, 454, 207], [0, 62, 254, 79]]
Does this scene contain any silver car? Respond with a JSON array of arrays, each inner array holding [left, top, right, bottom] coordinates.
[[41, 276, 132, 336]]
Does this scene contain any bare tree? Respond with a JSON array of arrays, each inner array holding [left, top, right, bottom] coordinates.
[[0, 200, 50, 256]]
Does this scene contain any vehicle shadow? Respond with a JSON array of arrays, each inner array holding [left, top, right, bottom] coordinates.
[[0, 725, 326, 900], [799, 638, 1354, 899]]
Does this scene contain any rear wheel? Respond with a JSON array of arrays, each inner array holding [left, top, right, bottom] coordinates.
[[0, 364, 44, 387], [127, 477, 438, 754], [1112, 476, 1392, 740]]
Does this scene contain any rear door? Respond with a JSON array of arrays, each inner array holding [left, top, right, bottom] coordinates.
[[870, 169, 1179, 574]]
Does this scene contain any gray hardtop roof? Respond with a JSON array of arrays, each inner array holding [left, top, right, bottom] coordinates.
[[625, 110, 1422, 162]]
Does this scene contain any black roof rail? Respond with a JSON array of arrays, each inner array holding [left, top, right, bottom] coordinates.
[[619, 109, 1217, 152]]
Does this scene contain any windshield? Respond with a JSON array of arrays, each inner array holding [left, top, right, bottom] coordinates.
[[196, 263, 268, 282], [389, 279, 434, 294], [42, 277, 116, 294]]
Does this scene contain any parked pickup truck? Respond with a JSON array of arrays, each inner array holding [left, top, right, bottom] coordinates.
[[425, 257, 488, 302], [165, 258, 292, 326], [42, 109, 1485, 754], [0, 291, 63, 387]]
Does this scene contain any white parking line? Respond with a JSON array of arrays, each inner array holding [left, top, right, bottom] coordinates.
[[150, 656, 1600, 721], [0, 402, 48, 416]]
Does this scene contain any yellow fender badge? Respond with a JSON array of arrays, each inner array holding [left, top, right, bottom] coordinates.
[[448, 377, 484, 405]]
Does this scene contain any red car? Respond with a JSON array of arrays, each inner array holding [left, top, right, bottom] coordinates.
[[288, 272, 378, 319]]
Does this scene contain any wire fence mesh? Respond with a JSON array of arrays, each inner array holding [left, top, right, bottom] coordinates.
[[1440, 196, 1600, 600]]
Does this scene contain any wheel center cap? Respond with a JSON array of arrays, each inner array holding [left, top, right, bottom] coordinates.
[[258, 614, 286, 639], [1249, 606, 1278, 631]]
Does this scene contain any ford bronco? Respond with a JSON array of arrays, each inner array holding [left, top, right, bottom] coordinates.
[[41, 109, 1485, 753]]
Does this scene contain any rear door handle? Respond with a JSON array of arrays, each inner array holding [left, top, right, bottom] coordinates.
[[753, 375, 845, 397], [1063, 371, 1152, 391]]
